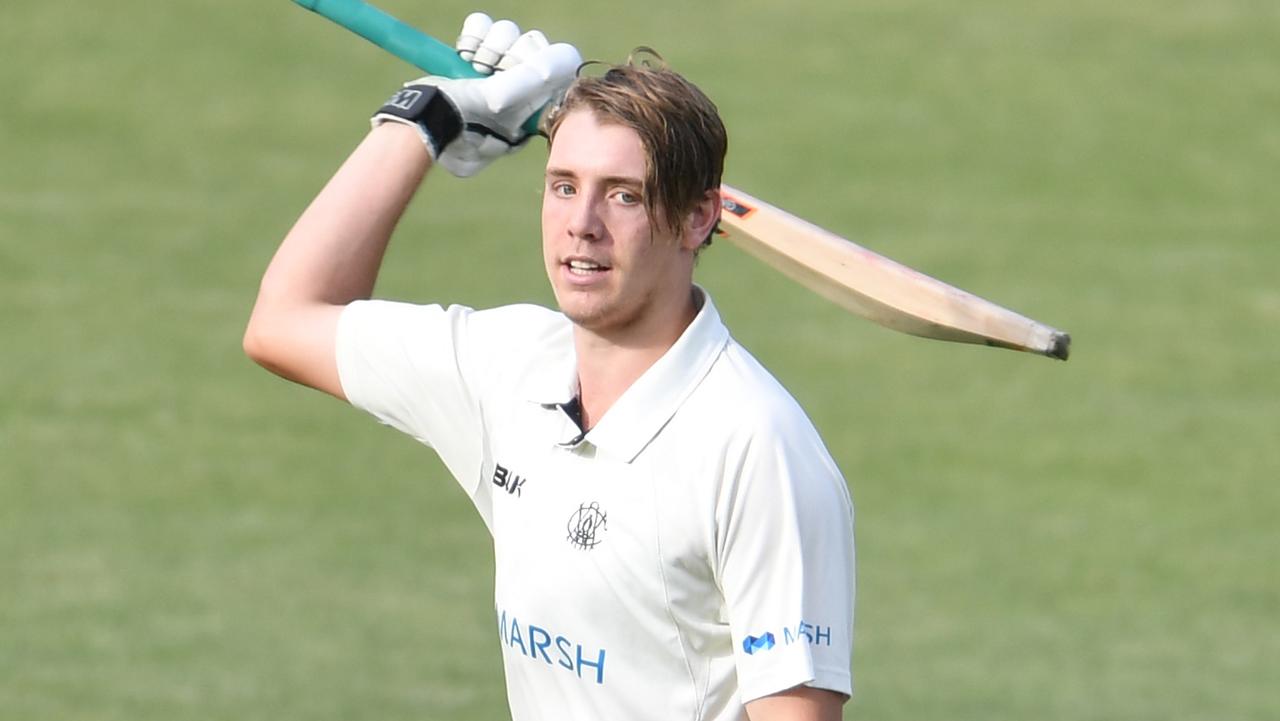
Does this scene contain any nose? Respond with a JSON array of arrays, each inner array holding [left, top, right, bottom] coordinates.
[[567, 192, 605, 242]]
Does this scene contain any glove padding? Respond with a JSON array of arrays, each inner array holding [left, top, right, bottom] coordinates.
[[373, 14, 581, 178]]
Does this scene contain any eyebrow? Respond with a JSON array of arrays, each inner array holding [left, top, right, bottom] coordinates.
[[545, 167, 644, 190]]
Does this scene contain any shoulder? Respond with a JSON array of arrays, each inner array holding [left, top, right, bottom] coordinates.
[[339, 299, 572, 388], [694, 336, 850, 494], [468, 302, 570, 338], [464, 302, 572, 358], [343, 299, 569, 348], [695, 336, 824, 444]]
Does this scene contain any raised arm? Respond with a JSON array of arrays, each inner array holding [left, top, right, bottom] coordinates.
[[243, 123, 430, 399], [243, 17, 581, 399]]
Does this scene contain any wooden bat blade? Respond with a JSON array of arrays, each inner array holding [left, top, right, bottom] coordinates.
[[290, 1, 1069, 360], [717, 185, 1070, 360]]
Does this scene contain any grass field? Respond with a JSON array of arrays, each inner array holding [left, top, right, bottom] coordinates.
[[3, 0, 1277, 719]]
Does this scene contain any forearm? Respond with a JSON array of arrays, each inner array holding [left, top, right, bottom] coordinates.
[[253, 122, 430, 311], [745, 685, 846, 721]]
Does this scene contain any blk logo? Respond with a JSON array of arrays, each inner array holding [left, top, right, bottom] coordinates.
[[492, 463, 528, 497], [742, 633, 776, 655], [387, 88, 422, 111], [566, 502, 607, 550]]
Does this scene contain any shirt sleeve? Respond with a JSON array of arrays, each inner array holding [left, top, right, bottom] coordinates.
[[335, 300, 491, 511], [715, 419, 856, 703]]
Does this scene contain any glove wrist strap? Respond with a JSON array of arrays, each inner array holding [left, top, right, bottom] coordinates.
[[372, 85, 463, 157]]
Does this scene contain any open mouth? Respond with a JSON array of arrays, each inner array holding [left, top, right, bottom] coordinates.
[[565, 258, 611, 276]]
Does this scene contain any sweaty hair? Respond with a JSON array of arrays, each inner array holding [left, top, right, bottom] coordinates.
[[543, 50, 728, 247]]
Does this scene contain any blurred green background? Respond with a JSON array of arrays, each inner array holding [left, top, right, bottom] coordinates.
[[3, 0, 1276, 719]]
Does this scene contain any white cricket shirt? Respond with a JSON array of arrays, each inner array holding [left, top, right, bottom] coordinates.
[[336, 290, 854, 720]]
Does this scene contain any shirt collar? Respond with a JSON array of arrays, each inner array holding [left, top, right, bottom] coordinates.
[[521, 287, 731, 463]]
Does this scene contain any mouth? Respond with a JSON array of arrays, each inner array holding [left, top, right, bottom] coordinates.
[[563, 257, 612, 277]]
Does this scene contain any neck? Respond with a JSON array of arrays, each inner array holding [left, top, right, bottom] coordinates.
[[573, 287, 700, 431]]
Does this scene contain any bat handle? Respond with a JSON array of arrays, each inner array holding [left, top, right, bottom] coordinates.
[[293, 0, 543, 135]]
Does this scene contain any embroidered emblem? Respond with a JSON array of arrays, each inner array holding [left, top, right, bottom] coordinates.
[[566, 502, 607, 550]]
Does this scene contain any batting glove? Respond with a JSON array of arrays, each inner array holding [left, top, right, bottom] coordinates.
[[372, 13, 581, 178]]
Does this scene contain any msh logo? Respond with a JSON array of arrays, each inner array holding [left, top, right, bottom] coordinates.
[[783, 620, 833, 648], [492, 463, 528, 497], [742, 619, 834, 656], [742, 632, 776, 655]]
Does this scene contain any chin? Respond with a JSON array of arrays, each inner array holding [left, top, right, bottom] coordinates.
[[557, 294, 632, 333], [559, 303, 613, 331]]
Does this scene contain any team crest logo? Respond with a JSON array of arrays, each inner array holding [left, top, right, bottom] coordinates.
[[566, 501, 607, 550]]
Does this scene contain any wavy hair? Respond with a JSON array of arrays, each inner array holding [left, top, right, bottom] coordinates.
[[544, 50, 727, 247]]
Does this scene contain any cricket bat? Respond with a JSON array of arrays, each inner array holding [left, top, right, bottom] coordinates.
[[293, 0, 1072, 361]]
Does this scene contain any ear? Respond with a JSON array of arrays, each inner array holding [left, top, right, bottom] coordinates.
[[680, 188, 721, 252]]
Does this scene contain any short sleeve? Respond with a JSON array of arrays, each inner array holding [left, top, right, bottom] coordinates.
[[715, 423, 855, 702], [335, 300, 489, 503]]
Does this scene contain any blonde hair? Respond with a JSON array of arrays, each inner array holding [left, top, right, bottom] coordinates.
[[544, 51, 727, 247]]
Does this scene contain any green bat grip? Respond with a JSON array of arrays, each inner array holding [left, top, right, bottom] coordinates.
[[294, 0, 543, 135]]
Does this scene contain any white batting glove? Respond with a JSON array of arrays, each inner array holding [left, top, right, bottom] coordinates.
[[372, 13, 581, 178]]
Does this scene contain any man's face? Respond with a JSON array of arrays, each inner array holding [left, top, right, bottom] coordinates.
[[542, 110, 699, 337]]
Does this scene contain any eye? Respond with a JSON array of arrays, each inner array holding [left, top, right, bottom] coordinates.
[[614, 189, 641, 206], [549, 181, 576, 197]]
